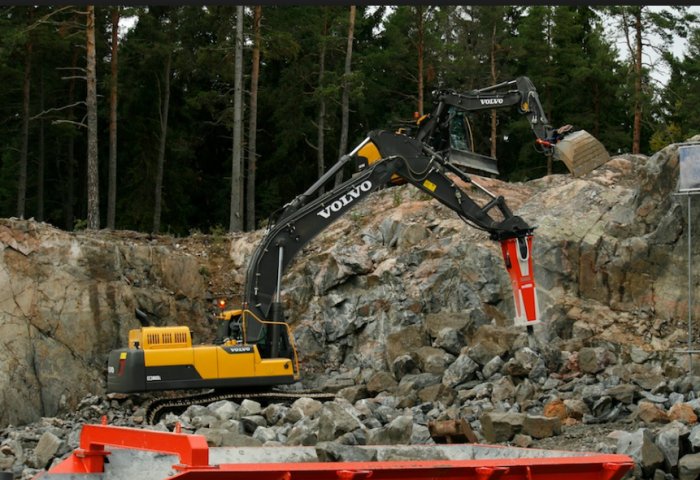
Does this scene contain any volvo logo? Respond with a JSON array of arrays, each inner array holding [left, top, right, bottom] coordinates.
[[480, 98, 504, 105], [317, 180, 373, 219]]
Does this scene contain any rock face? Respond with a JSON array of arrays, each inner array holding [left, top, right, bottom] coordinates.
[[0, 223, 211, 426], [0, 139, 698, 433]]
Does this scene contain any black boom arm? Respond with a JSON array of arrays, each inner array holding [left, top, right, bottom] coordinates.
[[242, 130, 534, 347]]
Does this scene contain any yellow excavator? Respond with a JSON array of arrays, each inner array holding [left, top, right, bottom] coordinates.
[[106, 76, 606, 395]]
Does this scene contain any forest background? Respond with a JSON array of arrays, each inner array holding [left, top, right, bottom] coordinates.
[[0, 5, 698, 236]]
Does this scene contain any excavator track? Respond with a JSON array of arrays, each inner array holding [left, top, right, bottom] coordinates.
[[145, 389, 337, 424]]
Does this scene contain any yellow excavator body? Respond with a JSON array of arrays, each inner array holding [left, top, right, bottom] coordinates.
[[108, 316, 299, 393]]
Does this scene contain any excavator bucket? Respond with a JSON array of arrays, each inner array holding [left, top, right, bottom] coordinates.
[[500, 235, 539, 325], [553, 130, 610, 177]]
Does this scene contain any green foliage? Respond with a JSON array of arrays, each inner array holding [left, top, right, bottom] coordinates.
[[0, 5, 696, 235]]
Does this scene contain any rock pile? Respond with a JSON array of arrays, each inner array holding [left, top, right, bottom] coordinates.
[[4, 326, 700, 479]]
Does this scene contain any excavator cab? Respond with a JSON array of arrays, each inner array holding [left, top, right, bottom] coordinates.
[[215, 304, 243, 345], [445, 107, 500, 177]]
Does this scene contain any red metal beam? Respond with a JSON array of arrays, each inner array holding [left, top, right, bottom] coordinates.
[[169, 459, 632, 480], [46, 424, 634, 480], [50, 424, 214, 473]]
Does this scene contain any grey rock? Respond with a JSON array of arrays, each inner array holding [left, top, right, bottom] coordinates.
[[442, 354, 479, 388], [208, 400, 239, 421], [522, 415, 561, 439], [480, 411, 525, 443], [606, 384, 636, 404], [291, 397, 323, 418], [317, 402, 364, 442], [467, 341, 506, 367], [366, 371, 398, 394], [578, 347, 615, 374], [286, 417, 320, 446], [337, 385, 369, 403], [640, 391, 668, 404], [679, 453, 700, 480], [482, 356, 505, 379], [416, 346, 454, 375], [391, 354, 419, 379], [688, 424, 700, 450], [411, 424, 432, 444], [252, 426, 278, 444], [630, 347, 652, 364], [262, 404, 288, 426], [366, 415, 413, 445], [31, 431, 62, 469], [490, 377, 516, 404], [386, 326, 428, 366], [240, 415, 267, 433], [655, 424, 684, 470], [195, 427, 226, 447], [433, 328, 463, 356], [220, 430, 264, 447], [617, 429, 665, 475], [315, 442, 377, 462], [239, 399, 262, 417]]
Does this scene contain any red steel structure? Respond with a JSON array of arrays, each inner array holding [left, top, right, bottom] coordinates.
[[39, 422, 634, 480]]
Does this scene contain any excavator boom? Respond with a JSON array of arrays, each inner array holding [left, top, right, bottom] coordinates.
[[244, 129, 540, 359]]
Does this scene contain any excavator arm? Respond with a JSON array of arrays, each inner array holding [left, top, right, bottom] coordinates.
[[243, 130, 540, 358], [415, 76, 608, 176]]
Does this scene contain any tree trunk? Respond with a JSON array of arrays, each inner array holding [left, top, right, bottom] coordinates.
[[229, 5, 244, 232], [489, 22, 498, 159], [17, 39, 31, 219], [86, 5, 100, 230], [317, 8, 328, 191], [417, 6, 424, 116], [153, 51, 172, 234], [632, 7, 643, 154], [37, 69, 44, 222], [63, 47, 79, 229], [107, 6, 119, 230], [246, 5, 261, 232], [334, 5, 356, 188]]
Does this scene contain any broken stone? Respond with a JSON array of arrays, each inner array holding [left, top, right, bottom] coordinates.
[[617, 429, 665, 476], [480, 411, 525, 443], [522, 415, 561, 439], [668, 403, 698, 425], [679, 453, 700, 480], [637, 401, 670, 425]]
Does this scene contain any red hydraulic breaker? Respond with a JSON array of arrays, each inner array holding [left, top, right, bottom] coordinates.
[[500, 234, 539, 325]]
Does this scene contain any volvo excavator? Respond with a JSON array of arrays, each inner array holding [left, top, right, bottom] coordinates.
[[106, 76, 605, 401]]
